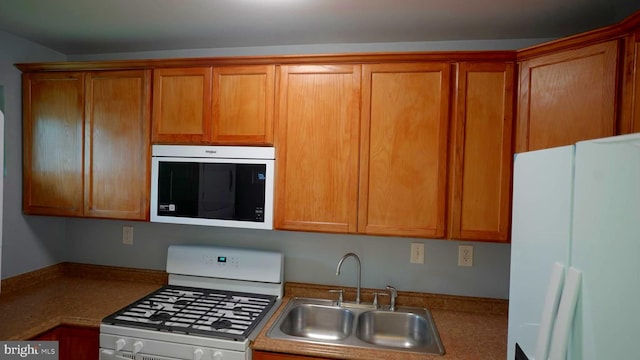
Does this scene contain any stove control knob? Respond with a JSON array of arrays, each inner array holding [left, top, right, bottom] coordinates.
[[115, 338, 126, 351], [193, 348, 204, 360], [132, 341, 144, 354], [213, 350, 223, 360]]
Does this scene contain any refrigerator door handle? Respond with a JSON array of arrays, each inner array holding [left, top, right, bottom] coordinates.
[[548, 267, 582, 360], [535, 262, 566, 360]]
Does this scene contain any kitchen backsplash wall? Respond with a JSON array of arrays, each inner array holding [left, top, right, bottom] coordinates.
[[66, 218, 511, 299]]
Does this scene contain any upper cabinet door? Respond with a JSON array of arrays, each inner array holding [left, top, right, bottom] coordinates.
[[22, 72, 84, 216], [275, 65, 361, 233], [449, 62, 515, 242], [212, 65, 275, 144], [152, 67, 212, 143], [84, 70, 151, 220], [359, 63, 450, 238], [516, 40, 618, 152], [620, 29, 640, 134], [633, 32, 640, 133]]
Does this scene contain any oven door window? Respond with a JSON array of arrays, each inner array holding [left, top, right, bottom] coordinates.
[[157, 162, 266, 222]]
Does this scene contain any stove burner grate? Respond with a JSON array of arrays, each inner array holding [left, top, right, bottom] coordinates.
[[102, 285, 277, 341]]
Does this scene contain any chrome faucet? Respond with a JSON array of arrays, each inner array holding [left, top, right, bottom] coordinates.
[[336, 253, 361, 304], [386, 285, 398, 311]]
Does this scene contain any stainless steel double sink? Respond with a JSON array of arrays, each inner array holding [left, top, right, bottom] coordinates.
[[266, 297, 445, 355]]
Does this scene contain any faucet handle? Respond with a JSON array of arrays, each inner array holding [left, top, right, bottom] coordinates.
[[328, 289, 344, 307], [373, 292, 388, 309]]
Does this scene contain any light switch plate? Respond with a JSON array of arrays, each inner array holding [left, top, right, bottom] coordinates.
[[122, 226, 134, 245], [410, 243, 425, 264]]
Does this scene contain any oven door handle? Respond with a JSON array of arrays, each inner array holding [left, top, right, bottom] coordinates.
[[100, 348, 185, 360], [99, 349, 132, 360]]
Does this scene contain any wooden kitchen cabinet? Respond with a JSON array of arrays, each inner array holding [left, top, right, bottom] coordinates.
[[253, 350, 331, 360], [84, 70, 151, 219], [276, 63, 451, 238], [33, 326, 60, 341], [213, 65, 275, 144], [631, 32, 640, 133], [152, 65, 275, 144], [152, 66, 212, 143], [448, 62, 515, 242], [23, 72, 85, 216], [620, 30, 640, 134], [274, 65, 361, 233], [23, 70, 151, 220], [58, 326, 99, 360], [359, 63, 451, 238], [516, 40, 619, 152], [34, 325, 99, 360]]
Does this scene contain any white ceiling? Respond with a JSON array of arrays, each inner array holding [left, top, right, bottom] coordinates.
[[0, 0, 638, 56]]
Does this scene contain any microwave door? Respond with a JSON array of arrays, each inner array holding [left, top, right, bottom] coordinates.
[[234, 165, 266, 221], [198, 163, 236, 219], [157, 162, 199, 217]]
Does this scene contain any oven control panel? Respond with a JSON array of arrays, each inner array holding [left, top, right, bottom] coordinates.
[[166, 245, 283, 284], [204, 254, 240, 267]]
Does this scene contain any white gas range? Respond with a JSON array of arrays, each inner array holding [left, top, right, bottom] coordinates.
[[100, 245, 283, 360]]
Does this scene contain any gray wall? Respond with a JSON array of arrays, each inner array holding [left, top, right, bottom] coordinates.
[[67, 38, 549, 62], [3, 35, 550, 298], [0, 31, 68, 280], [67, 219, 511, 299]]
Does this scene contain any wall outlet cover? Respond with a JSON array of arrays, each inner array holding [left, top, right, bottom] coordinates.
[[458, 245, 473, 267]]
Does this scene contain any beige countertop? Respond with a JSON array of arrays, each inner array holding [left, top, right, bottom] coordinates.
[[0, 264, 508, 359], [0, 263, 165, 340]]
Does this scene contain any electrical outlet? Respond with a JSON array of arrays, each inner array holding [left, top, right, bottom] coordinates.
[[458, 245, 473, 267], [122, 225, 134, 245], [410, 243, 425, 264]]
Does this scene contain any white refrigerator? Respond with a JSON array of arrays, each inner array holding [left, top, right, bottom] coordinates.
[[507, 133, 640, 360]]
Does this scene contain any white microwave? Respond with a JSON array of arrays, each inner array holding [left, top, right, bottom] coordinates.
[[150, 145, 275, 229]]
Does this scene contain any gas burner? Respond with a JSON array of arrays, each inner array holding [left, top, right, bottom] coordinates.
[[211, 319, 233, 330], [175, 299, 191, 307], [150, 312, 172, 322], [103, 285, 277, 341]]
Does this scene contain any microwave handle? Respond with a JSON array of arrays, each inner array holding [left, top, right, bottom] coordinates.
[[229, 170, 233, 191]]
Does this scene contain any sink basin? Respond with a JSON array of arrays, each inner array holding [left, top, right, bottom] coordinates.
[[266, 297, 445, 355], [356, 310, 433, 349], [278, 304, 354, 340]]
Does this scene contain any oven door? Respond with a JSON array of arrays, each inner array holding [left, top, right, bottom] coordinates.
[[99, 333, 249, 360], [150, 156, 274, 229], [100, 349, 185, 360], [100, 348, 239, 360], [100, 348, 182, 360]]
